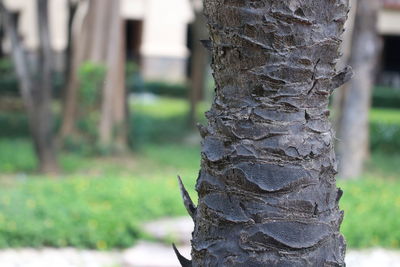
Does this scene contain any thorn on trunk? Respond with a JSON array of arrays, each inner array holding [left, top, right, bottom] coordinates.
[[330, 66, 353, 92], [177, 175, 197, 220], [172, 243, 192, 267], [336, 188, 344, 202]]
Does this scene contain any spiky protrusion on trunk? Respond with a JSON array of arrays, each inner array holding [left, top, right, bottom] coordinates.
[[177, 1, 351, 266]]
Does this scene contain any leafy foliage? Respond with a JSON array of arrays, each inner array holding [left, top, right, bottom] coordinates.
[[0, 137, 399, 249], [0, 97, 399, 249], [372, 86, 400, 109], [0, 139, 198, 249], [370, 108, 400, 153], [339, 178, 400, 248], [0, 175, 185, 249], [128, 81, 188, 98], [63, 62, 106, 154]]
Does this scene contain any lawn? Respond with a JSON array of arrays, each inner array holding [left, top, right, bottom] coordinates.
[[0, 96, 399, 250]]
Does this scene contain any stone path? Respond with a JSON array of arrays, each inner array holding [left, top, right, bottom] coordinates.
[[0, 217, 399, 267], [0, 248, 120, 267]]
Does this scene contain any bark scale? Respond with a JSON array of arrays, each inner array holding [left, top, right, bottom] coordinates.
[[190, 1, 351, 265], [337, 0, 381, 179]]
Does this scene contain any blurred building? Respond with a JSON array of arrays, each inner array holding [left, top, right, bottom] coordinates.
[[1, 0, 195, 83], [379, 0, 400, 88], [1, 0, 400, 85]]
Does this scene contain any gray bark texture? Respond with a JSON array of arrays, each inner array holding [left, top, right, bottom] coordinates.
[[186, 0, 351, 266], [337, 0, 381, 179]]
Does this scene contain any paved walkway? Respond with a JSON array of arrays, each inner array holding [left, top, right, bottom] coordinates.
[[0, 217, 399, 267]]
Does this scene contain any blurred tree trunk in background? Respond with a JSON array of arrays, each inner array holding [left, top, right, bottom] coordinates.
[[331, 0, 357, 131], [183, 0, 350, 265], [60, 0, 128, 152], [63, 0, 79, 91], [60, 0, 85, 139], [336, 0, 381, 179], [0, 18, 4, 58], [98, 0, 128, 151], [0, 0, 59, 174], [188, 0, 208, 127]]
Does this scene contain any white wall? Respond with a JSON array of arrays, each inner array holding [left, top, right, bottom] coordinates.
[[3, 0, 68, 52], [378, 9, 400, 35]]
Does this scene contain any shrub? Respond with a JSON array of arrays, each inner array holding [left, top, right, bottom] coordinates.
[[369, 108, 400, 153], [0, 176, 186, 249], [340, 178, 400, 248], [0, 138, 399, 250], [0, 112, 29, 137], [370, 123, 400, 153], [0, 58, 64, 98], [0, 58, 18, 96], [372, 86, 400, 109], [62, 62, 106, 154], [128, 81, 188, 98]]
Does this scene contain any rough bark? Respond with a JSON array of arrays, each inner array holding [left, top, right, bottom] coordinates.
[[337, 0, 381, 179], [184, 0, 351, 265], [0, 0, 59, 174]]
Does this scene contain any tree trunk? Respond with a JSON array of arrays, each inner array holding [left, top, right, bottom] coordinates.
[[0, 0, 59, 174], [60, 0, 128, 151], [183, 1, 351, 265], [336, 0, 381, 179], [34, 0, 59, 174], [331, 0, 357, 132], [60, 0, 98, 139], [59, 0, 79, 130], [98, 0, 127, 151], [63, 0, 78, 88], [188, 7, 209, 127]]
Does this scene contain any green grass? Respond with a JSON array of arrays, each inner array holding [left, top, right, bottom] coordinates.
[[0, 97, 399, 250], [0, 139, 88, 174], [0, 137, 399, 250], [370, 108, 400, 124], [369, 108, 400, 153], [129, 97, 208, 147], [0, 139, 199, 249], [339, 178, 400, 248]]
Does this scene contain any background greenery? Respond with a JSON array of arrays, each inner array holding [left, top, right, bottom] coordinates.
[[0, 97, 399, 249]]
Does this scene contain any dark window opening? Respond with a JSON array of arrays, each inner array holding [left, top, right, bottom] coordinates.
[[125, 19, 143, 64], [382, 35, 400, 72], [186, 22, 194, 78], [378, 35, 400, 88]]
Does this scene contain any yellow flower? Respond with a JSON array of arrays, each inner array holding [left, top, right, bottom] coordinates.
[[96, 240, 107, 250]]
